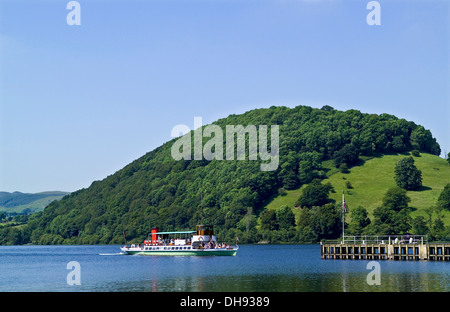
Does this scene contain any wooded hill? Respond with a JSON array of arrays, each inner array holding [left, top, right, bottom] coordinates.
[[2, 105, 446, 245]]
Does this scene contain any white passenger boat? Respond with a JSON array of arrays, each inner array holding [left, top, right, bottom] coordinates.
[[120, 224, 238, 256]]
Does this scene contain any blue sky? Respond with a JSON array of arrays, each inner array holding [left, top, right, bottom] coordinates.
[[0, 0, 448, 193]]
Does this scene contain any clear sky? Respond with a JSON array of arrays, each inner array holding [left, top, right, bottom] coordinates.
[[0, 0, 448, 193]]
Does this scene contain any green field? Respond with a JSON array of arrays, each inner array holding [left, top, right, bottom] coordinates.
[[265, 153, 450, 225], [0, 191, 68, 214], [1, 195, 66, 214]]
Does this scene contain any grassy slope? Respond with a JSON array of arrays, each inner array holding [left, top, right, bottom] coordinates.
[[5, 195, 67, 213], [265, 153, 450, 225], [0, 192, 68, 214]]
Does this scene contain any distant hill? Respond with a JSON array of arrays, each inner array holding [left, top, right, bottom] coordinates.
[[0, 191, 69, 214], [2, 105, 446, 245]]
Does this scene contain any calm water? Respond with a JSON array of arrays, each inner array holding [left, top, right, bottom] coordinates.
[[0, 244, 448, 292]]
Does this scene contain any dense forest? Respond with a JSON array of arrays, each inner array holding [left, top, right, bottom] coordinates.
[[0, 105, 444, 245]]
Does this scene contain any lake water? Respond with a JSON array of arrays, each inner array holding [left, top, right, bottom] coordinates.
[[0, 244, 448, 292]]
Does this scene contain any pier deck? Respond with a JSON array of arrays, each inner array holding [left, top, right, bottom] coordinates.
[[321, 235, 450, 261]]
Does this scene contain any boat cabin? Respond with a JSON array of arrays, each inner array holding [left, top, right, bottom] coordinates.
[[142, 225, 217, 249], [196, 224, 214, 236]]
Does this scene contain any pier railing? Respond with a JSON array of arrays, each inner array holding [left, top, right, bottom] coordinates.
[[320, 235, 450, 261], [321, 235, 428, 245]]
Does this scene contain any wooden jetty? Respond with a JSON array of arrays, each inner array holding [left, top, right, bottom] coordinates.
[[321, 235, 450, 261]]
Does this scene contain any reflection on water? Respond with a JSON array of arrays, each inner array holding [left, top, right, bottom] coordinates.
[[106, 272, 449, 292], [96, 270, 450, 292], [0, 244, 448, 292]]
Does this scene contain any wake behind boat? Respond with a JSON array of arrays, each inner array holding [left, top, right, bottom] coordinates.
[[120, 224, 238, 256]]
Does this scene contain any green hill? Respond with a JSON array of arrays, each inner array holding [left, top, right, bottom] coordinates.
[[0, 191, 69, 214], [1, 105, 446, 245], [266, 152, 450, 225]]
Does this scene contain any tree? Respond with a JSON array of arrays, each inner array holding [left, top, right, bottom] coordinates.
[[392, 135, 407, 152], [410, 125, 441, 155], [372, 206, 411, 235], [298, 160, 316, 185], [276, 205, 296, 231], [423, 205, 448, 241], [371, 206, 395, 235], [296, 180, 334, 209], [411, 216, 429, 235], [309, 203, 341, 240], [333, 143, 359, 168], [278, 169, 299, 190], [277, 151, 300, 190], [347, 206, 371, 235], [394, 156, 422, 191], [371, 187, 412, 234], [424, 206, 434, 233], [431, 217, 445, 241], [237, 207, 257, 236], [320, 105, 335, 112], [382, 186, 411, 212], [259, 209, 278, 231], [339, 163, 350, 174], [437, 183, 450, 211]]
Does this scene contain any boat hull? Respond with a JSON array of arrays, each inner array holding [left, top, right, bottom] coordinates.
[[121, 247, 238, 256]]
